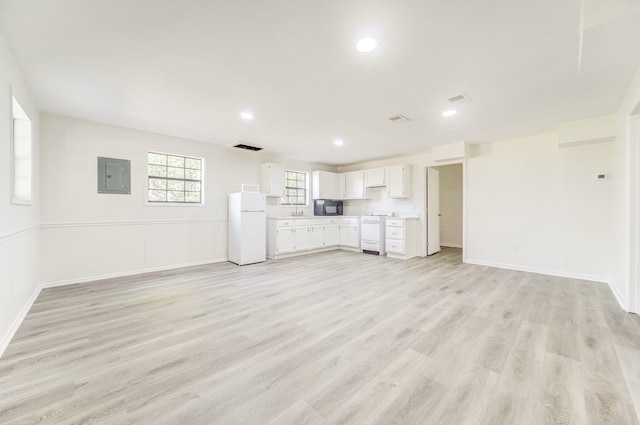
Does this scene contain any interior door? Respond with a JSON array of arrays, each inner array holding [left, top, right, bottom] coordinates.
[[427, 168, 441, 255]]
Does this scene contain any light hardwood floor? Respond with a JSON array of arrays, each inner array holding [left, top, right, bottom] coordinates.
[[1, 248, 639, 424]]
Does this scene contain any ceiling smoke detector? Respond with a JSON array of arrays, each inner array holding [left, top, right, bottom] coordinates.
[[448, 93, 472, 104], [388, 114, 410, 123], [232, 143, 263, 152]]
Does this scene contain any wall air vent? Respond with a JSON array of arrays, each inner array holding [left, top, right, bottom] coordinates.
[[448, 93, 472, 104], [388, 114, 410, 123], [233, 143, 263, 152]]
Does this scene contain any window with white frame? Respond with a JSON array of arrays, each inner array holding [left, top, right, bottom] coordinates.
[[147, 152, 203, 203], [281, 170, 308, 205], [11, 96, 32, 204]]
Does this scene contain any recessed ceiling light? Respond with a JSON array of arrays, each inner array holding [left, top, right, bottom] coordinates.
[[334, 139, 344, 146], [442, 109, 457, 117], [356, 37, 377, 53], [240, 111, 254, 120]]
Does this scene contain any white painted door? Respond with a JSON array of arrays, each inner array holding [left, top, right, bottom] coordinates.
[[336, 173, 346, 199], [345, 171, 365, 199], [427, 168, 441, 255], [276, 227, 295, 254], [309, 225, 324, 249], [387, 165, 409, 198], [633, 114, 640, 314], [324, 224, 340, 247], [340, 225, 359, 248], [294, 226, 309, 252]]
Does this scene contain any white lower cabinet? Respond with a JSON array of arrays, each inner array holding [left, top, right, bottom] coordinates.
[[324, 224, 339, 247], [275, 227, 294, 255], [310, 218, 339, 248], [267, 217, 360, 258], [339, 217, 360, 249], [385, 218, 418, 259], [294, 224, 309, 252], [309, 225, 324, 249]]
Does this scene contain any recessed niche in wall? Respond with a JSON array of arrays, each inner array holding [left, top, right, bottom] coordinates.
[[97, 157, 131, 194]]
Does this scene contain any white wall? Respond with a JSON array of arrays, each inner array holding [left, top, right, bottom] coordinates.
[[434, 164, 462, 248], [340, 132, 615, 283], [39, 114, 328, 285], [465, 132, 613, 282], [0, 35, 40, 353]]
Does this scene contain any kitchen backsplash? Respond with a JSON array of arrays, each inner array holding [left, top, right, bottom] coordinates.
[[342, 186, 420, 217], [265, 186, 419, 218]]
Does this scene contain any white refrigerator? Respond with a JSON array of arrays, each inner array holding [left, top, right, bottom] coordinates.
[[228, 191, 267, 265]]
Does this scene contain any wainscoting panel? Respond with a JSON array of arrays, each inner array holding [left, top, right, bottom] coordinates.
[[40, 219, 228, 286]]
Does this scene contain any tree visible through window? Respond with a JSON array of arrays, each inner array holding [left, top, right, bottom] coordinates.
[[12, 96, 32, 204], [147, 152, 203, 203], [282, 170, 307, 205]]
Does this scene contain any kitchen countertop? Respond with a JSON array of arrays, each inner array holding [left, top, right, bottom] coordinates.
[[268, 215, 359, 219]]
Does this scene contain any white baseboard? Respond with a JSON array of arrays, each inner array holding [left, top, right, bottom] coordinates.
[[267, 247, 340, 260], [41, 258, 229, 288], [465, 257, 628, 311], [465, 257, 611, 286], [607, 281, 628, 312], [0, 285, 41, 359], [441, 243, 463, 248], [1, 258, 229, 359]]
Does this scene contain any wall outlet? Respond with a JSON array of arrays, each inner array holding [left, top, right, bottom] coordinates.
[[595, 173, 607, 181], [513, 244, 519, 253]]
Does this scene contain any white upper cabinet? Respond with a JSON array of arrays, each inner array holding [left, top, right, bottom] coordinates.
[[344, 170, 366, 199], [312, 170, 340, 199], [364, 167, 386, 187], [387, 165, 411, 198], [336, 173, 346, 199], [261, 162, 285, 197]]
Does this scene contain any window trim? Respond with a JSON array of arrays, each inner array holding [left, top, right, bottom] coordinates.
[[281, 169, 309, 206], [10, 89, 33, 206], [144, 150, 206, 206]]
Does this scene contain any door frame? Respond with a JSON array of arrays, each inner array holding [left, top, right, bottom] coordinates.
[[628, 109, 640, 314], [423, 159, 467, 262]]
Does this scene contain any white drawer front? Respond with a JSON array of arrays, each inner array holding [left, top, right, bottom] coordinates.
[[277, 220, 295, 227], [386, 227, 404, 240], [293, 219, 310, 226], [386, 239, 405, 254], [386, 219, 404, 227], [341, 217, 359, 225], [361, 240, 381, 252], [310, 218, 339, 225]]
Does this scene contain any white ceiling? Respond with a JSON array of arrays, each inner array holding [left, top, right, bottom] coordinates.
[[1, 0, 640, 165]]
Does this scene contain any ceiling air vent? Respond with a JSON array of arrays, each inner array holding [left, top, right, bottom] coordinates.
[[233, 143, 263, 152], [388, 114, 410, 123], [448, 93, 472, 104]]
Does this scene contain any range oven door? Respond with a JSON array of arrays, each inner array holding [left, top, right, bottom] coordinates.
[[361, 222, 381, 242]]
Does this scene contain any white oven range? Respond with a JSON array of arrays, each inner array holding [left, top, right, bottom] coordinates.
[[361, 215, 387, 255]]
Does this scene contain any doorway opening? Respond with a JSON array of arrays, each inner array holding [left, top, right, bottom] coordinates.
[[426, 163, 464, 257]]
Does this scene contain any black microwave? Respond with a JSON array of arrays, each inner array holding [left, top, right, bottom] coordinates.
[[314, 200, 343, 216]]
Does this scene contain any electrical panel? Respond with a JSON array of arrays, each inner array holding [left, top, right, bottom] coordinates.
[[97, 157, 131, 194]]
